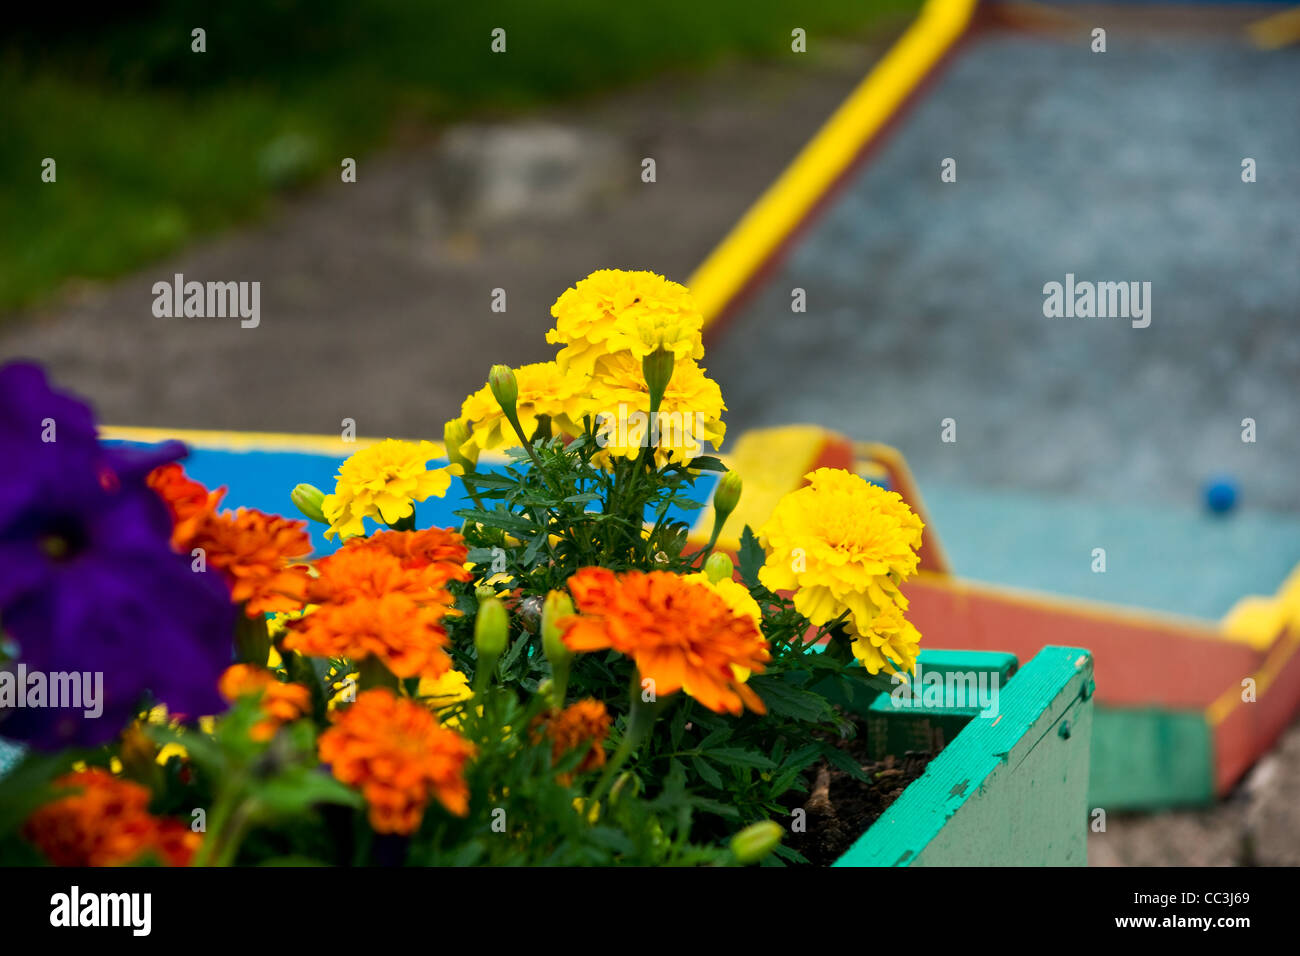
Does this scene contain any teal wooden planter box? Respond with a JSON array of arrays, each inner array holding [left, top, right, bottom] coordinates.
[[834, 645, 1095, 866]]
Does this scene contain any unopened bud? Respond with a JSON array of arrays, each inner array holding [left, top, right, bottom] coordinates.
[[641, 347, 675, 413], [542, 590, 574, 702], [703, 552, 735, 584], [730, 820, 783, 864], [713, 470, 743, 524], [474, 597, 509, 661], [473, 598, 510, 693], [290, 483, 327, 524], [488, 364, 519, 414]]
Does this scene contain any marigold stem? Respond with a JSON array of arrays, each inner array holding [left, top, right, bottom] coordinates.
[[591, 671, 661, 806]]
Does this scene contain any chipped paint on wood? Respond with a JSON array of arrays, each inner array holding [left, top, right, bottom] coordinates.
[[835, 645, 1094, 867]]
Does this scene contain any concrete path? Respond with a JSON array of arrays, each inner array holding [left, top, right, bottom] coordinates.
[[0, 39, 894, 439]]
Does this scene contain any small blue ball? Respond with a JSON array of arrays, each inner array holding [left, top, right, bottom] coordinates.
[[1204, 477, 1238, 514]]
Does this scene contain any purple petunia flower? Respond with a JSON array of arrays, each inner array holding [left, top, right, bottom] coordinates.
[[0, 361, 235, 750]]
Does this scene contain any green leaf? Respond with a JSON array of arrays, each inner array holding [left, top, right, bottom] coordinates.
[[669, 704, 689, 750], [499, 633, 531, 676], [688, 797, 741, 820], [691, 756, 724, 789], [821, 743, 871, 783], [696, 726, 732, 749], [708, 747, 777, 771], [689, 456, 727, 472], [748, 676, 833, 723], [455, 472, 518, 490], [769, 745, 823, 794], [453, 508, 537, 535], [251, 767, 363, 820], [522, 531, 549, 564], [772, 843, 810, 865], [738, 525, 765, 588], [782, 744, 823, 769]]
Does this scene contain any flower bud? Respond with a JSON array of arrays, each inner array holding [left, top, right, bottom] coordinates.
[[713, 470, 743, 524], [730, 820, 783, 865], [488, 364, 519, 414], [443, 418, 478, 470], [641, 347, 675, 413], [542, 590, 574, 702], [703, 551, 735, 584], [541, 591, 574, 663], [472, 597, 509, 693], [290, 483, 327, 524], [474, 597, 509, 660]]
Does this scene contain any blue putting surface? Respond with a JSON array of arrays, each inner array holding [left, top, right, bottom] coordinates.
[[921, 479, 1300, 621]]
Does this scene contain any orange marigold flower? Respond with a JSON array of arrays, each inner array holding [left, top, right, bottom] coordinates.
[[319, 689, 475, 834], [286, 542, 462, 679], [23, 769, 198, 867], [562, 567, 771, 716], [149, 465, 313, 618], [534, 699, 611, 783], [307, 541, 459, 605], [152, 819, 203, 867], [348, 529, 472, 585], [147, 463, 225, 550], [189, 508, 314, 616], [285, 592, 456, 680], [218, 664, 312, 741]]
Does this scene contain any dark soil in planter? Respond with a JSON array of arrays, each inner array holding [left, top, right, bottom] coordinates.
[[786, 713, 936, 867]]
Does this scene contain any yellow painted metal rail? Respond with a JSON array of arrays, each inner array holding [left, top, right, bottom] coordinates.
[[688, 0, 979, 327]]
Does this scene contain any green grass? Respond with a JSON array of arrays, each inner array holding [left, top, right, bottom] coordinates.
[[0, 1, 918, 312]]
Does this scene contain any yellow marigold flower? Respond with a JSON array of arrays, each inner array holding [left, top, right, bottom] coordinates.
[[588, 352, 726, 467], [456, 361, 588, 457], [266, 607, 315, 659], [850, 599, 922, 677], [418, 669, 473, 726], [139, 705, 215, 764], [322, 439, 455, 540], [327, 669, 360, 711], [547, 269, 704, 377], [686, 572, 761, 626], [758, 468, 924, 674]]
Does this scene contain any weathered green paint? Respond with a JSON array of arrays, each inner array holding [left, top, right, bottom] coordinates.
[[835, 646, 1094, 867], [864, 650, 1018, 760], [1088, 707, 1213, 809]]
